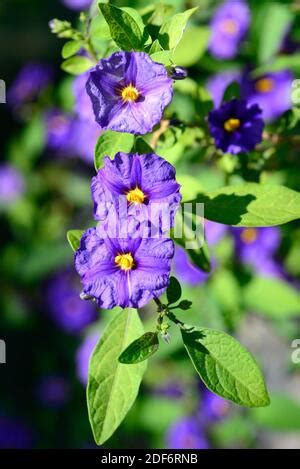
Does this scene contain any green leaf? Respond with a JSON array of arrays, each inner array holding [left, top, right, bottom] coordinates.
[[177, 300, 192, 311], [166, 276, 182, 304], [94, 131, 135, 170], [150, 50, 172, 65], [173, 26, 210, 66], [182, 327, 270, 407], [61, 56, 94, 75], [134, 137, 154, 154], [189, 183, 300, 227], [256, 3, 292, 64], [222, 81, 241, 102], [67, 230, 84, 252], [243, 276, 300, 318], [99, 3, 145, 50], [90, 13, 111, 40], [149, 39, 162, 54], [251, 394, 300, 431], [119, 332, 159, 364], [158, 7, 198, 50], [62, 40, 83, 59], [87, 309, 147, 445]]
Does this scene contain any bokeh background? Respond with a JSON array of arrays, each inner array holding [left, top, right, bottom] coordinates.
[[0, 0, 300, 449]]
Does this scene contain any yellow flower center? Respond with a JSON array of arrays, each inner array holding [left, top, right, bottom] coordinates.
[[241, 228, 258, 244], [121, 84, 140, 102], [126, 187, 146, 205], [115, 253, 135, 271], [221, 19, 238, 35], [224, 118, 241, 132], [255, 78, 275, 94]]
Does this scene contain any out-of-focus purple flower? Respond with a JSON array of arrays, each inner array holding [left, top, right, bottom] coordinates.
[[46, 270, 97, 334], [69, 118, 102, 164], [241, 70, 293, 122], [61, 0, 93, 10], [75, 227, 174, 309], [86, 51, 173, 134], [0, 417, 34, 448], [73, 71, 94, 121], [76, 331, 99, 385], [153, 380, 185, 400], [36, 375, 70, 409], [232, 227, 283, 278], [208, 98, 264, 154], [8, 63, 52, 109], [173, 221, 227, 286], [200, 389, 230, 423], [166, 417, 209, 449], [0, 164, 25, 205], [45, 109, 73, 154], [209, 0, 250, 59], [91, 152, 181, 231], [207, 70, 241, 108]]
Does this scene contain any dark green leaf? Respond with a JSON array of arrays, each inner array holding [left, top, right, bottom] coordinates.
[[177, 300, 192, 311], [118, 332, 159, 364], [222, 81, 241, 102], [167, 276, 182, 304]]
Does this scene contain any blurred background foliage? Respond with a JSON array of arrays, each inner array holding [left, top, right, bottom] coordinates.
[[0, 0, 300, 449]]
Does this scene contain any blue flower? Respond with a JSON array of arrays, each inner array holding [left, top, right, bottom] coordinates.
[[208, 99, 264, 154]]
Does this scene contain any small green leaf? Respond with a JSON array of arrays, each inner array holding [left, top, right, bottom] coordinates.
[[173, 26, 210, 66], [67, 230, 84, 252], [61, 56, 94, 75], [182, 327, 270, 407], [134, 137, 154, 154], [166, 276, 182, 304], [119, 332, 159, 364], [149, 39, 162, 54], [62, 40, 83, 59], [150, 50, 172, 65], [99, 3, 145, 50], [251, 394, 300, 431], [158, 7, 198, 50], [87, 309, 146, 445], [243, 276, 300, 318], [189, 184, 300, 227], [177, 300, 192, 311], [94, 131, 135, 170], [222, 81, 241, 102]]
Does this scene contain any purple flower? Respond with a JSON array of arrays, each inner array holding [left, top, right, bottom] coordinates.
[[61, 0, 93, 10], [200, 389, 230, 423], [46, 270, 98, 334], [173, 221, 227, 286], [75, 227, 174, 309], [208, 99, 264, 154], [8, 63, 52, 109], [232, 227, 283, 278], [86, 51, 173, 134], [73, 71, 94, 122], [36, 375, 70, 409], [241, 70, 293, 122], [69, 118, 102, 164], [0, 417, 34, 448], [76, 331, 99, 385], [0, 164, 25, 204], [91, 152, 181, 232], [45, 109, 73, 154], [206, 70, 241, 108], [209, 0, 250, 59], [166, 417, 209, 449]]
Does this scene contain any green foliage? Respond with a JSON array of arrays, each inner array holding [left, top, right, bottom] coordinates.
[[158, 7, 198, 51], [166, 276, 182, 305], [251, 394, 300, 431], [61, 56, 94, 75], [222, 81, 241, 102], [66, 230, 84, 252], [119, 332, 159, 364], [87, 309, 147, 445], [173, 26, 210, 66], [243, 276, 300, 318], [190, 184, 300, 227], [182, 327, 270, 407], [94, 131, 135, 170], [99, 3, 147, 51], [61, 40, 83, 59]]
